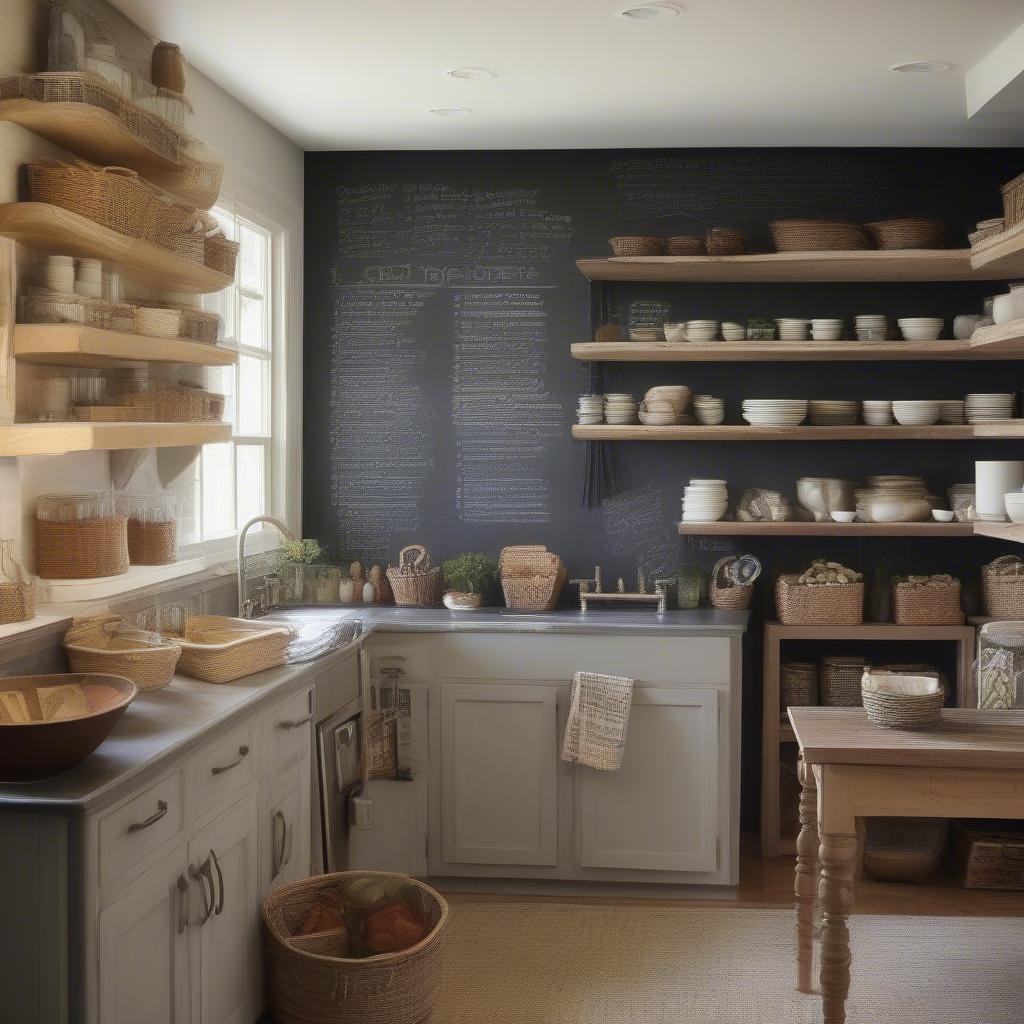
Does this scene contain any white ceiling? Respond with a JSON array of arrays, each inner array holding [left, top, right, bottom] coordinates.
[[111, 0, 1024, 150]]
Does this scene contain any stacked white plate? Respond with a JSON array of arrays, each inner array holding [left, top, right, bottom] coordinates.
[[776, 318, 811, 341], [965, 393, 1015, 422], [604, 393, 637, 425], [892, 400, 940, 426], [629, 325, 663, 342], [741, 399, 808, 426], [855, 314, 888, 341], [810, 318, 844, 341], [808, 400, 859, 426], [681, 479, 728, 522], [898, 317, 944, 341], [862, 400, 893, 425], [939, 400, 965, 424], [578, 394, 604, 425]]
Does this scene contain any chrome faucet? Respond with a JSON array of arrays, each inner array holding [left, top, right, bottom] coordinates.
[[237, 515, 296, 618]]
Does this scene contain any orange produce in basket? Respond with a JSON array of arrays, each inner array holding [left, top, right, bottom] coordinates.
[[365, 901, 428, 953]]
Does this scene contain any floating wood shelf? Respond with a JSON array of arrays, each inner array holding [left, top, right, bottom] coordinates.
[[0, 97, 219, 208], [677, 521, 974, 537], [973, 522, 1024, 544], [575, 249, 990, 283], [573, 422, 1024, 442], [14, 325, 236, 368], [0, 203, 231, 293], [969, 220, 1024, 277], [0, 421, 230, 456], [570, 320, 1024, 362]]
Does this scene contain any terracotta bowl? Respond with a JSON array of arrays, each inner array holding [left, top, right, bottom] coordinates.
[[0, 673, 137, 782]]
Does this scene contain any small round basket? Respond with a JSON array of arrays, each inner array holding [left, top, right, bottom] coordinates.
[[666, 234, 706, 256], [862, 670, 944, 730], [769, 219, 868, 252], [609, 235, 665, 257], [863, 217, 946, 250], [705, 227, 747, 255]]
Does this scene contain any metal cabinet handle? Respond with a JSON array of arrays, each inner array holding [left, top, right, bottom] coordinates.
[[211, 847, 225, 916], [126, 799, 168, 833], [276, 714, 313, 730], [176, 874, 189, 935], [211, 745, 249, 775], [189, 856, 215, 925], [271, 810, 288, 879], [283, 817, 293, 868]]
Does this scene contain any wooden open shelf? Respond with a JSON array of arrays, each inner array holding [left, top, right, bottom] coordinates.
[[0, 96, 219, 208], [0, 203, 232, 293], [576, 248, 988, 283], [574, 423, 1024, 442], [677, 521, 973, 537], [970, 220, 1024, 277], [973, 522, 1024, 544], [0, 421, 230, 456], [14, 325, 236, 368], [570, 320, 1024, 362]]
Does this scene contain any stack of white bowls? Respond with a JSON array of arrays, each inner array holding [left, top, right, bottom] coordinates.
[[808, 400, 859, 426], [43, 254, 75, 293], [892, 400, 940, 426], [664, 322, 688, 343], [741, 398, 808, 426], [898, 317, 944, 341], [965, 393, 1015, 422], [693, 394, 725, 425], [976, 461, 1024, 521], [1005, 490, 1024, 524], [721, 321, 745, 341], [686, 320, 718, 342], [862, 400, 893, 425], [776, 318, 811, 341], [855, 314, 888, 340], [810, 318, 844, 341], [603, 393, 637, 424], [75, 258, 103, 299], [577, 394, 604, 425], [681, 479, 728, 522], [939, 400, 965, 424]]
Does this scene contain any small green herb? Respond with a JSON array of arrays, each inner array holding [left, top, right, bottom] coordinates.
[[747, 316, 773, 329], [283, 538, 323, 564], [442, 553, 500, 596]]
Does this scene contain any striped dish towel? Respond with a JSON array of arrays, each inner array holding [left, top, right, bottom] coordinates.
[[560, 670, 634, 771]]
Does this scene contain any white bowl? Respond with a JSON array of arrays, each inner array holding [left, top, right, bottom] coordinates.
[[931, 509, 955, 522], [830, 511, 857, 523], [892, 400, 939, 426], [663, 324, 687, 343]]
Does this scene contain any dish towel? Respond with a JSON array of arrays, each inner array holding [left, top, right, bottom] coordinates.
[[560, 670, 634, 771]]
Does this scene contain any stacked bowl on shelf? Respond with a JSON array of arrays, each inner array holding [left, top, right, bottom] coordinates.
[[854, 314, 888, 340], [897, 317, 944, 341], [741, 399, 808, 426], [776, 318, 811, 341], [577, 394, 603, 425], [681, 479, 728, 523], [892, 400, 940, 426], [808, 400, 859, 426], [603, 393, 637, 425]]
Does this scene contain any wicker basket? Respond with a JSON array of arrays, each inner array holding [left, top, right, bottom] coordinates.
[[386, 544, 441, 607], [127, 519, 177, 565], [892, 578, 963, 625], [150, 301, 222, 344], [982, 558, 1024, 618], [204, 231, 240, 277], [769, 219, 868, 252], [863, 217, 945, 250], [705, 227, 746, 255], [775, 575, 864, 625], [863, 817, 948, 882], [666, 234, 705, 256], [609, 235, 664, 257], [1002, 171, 1024, 230], [501, 566, 567, 611], [862, 670, 945, 729], [0, 582, 34, 625], [781, 662, 818, 716], [164, 228, 206, 264], [20, 286, 136, 333], [820, 656, 868, 706], [710, 557, 754, 610], [170, 615, 293, 684], [34, 515, 129, 580], [952, 821, 1024, 890], [968, 219, 1005, 247], [64, 614, 180, 692], [262, 871, 449, 1024]]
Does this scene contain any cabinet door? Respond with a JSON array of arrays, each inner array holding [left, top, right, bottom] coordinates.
[[440, 682, 558, 866], [188, 793, 260, 1024], [262, 764, 311, 895], [577, 686, 719, 873], [98, 846, 189, 1024]]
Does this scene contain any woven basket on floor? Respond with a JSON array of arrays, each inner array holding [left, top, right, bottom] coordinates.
[[705, 227, 746, 255], [775, 575, 864, 625], [982, 557, 1024, 619], [820, 656, 868, 706], [863, 818, 948, 882], [892, 578, 963, 625], [34, 514, 129, 580], [1003, 171, 1024, 229], [170, 615, 293, 684], [769, 219, 868, 252], [64, 614, 180, 692], [609, 235, 664, 257], [863, 217, 946, 250], [781, 662, 818, 716], [262, 870, 449, 1024], [862, 670, 945, 730], [666, 234, 705, 256]]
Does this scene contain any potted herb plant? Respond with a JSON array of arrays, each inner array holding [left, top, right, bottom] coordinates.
[[441, 553, 499, 611], [746, 316, 775, 341]]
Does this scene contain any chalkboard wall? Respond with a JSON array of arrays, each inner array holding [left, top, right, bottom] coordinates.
[[304, 148, 1024, 825]]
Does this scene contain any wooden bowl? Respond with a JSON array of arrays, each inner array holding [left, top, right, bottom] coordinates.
[[0, 673, 137, 782]]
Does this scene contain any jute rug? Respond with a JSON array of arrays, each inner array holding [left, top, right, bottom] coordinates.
[[432, 902, 1020, 1023]]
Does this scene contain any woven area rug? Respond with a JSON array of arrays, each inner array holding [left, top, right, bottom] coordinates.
[[432, 902, 1019, 1023]]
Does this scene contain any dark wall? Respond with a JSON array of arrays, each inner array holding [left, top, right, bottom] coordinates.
[[304, 148, 1024, 829]]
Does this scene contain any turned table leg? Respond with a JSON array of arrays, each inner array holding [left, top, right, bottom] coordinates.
[[794, 754, 819, 994], [818, 831, 857, 1024]]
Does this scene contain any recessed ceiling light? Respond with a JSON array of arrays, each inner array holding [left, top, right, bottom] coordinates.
[[429, 107, 472, 117], [445, 67, 495, 80], [890, 60, 951, 74], [617, 2, 684, 19]]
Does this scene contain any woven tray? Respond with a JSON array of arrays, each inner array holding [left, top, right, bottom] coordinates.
[[892, 579, 963, 625], [35, 515, 129, 580], [64, 614, 180, 692], [769, 219, 868, 252], [170, 615, 293, 684], [863, 218, 945, 250], [609, 235, 665, 257], [775, 575, 864, 625]]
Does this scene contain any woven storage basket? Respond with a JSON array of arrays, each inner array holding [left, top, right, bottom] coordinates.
[[863, 217, 946, 250], [20, 286, 135, 333], [862, 670, 945, 730], [892, 578, 963, 625], [820, 656, 868, 706], [710, 557, 754, 610], [35, 515, 129, 579], [1002, 171, 1024, 230], [204, 232, 240, 277], [666, 234, 705, 256], [501, 566, 567, 611], [165, 228, 206, 264], [144, 193, 202, 245], [769, 219, 868, 252], [0, 582, 34, 625], [150, 301, 222, 344], [386, 544, 441, 607], [952, 821, 1024, 890], [982, 558, 1024, 619], [775, 575, 864, 625], [609, 235, 664, 257], [171, 615, 292, 684], [64, 614, 180, 692], [781, 662, 818, 716], [863, 817, 948, 882], [262, 870, 449, 1024], [560, 671, 634, 771], [968, 220, 1005, 247], [126, 519, 177, 565], [705, 227, 746, 255]]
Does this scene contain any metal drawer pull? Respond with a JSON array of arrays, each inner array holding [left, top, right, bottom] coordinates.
[[126, 799, 168, 833], [189, 856, 215, 925], [272, 810, 288, 879], [176, 874, 189, 934], [211, 847, 225, 916], [276, 714, 313, 730], [211, 745, 249, 775]]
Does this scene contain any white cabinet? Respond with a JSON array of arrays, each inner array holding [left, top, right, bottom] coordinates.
[[98, 846, 189, 1024], [575, 686, 720, 872], [439, 682, 559, 867]]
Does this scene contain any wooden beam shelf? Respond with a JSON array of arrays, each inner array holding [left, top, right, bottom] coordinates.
[[969, 220, 1024, 277], [573, 423, 1024, 442], [0, 421, 230, 457], [0, 203, 232, 293], [14, 325, 236, 368], [677, 521, 974, 537], [575, 248, 989, 283], [973, 522, 1024, 544]]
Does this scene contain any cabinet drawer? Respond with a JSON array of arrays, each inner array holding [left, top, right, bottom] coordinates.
[[266, 688, 312, 776], [189, 725, 258, 820], [99, 772, 184, 887], [365, 640, 431, 681]]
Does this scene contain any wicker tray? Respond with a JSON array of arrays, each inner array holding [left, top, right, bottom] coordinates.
[[609, 235, 664, 257], [892, 579, 963, 625], [170, 615, 293, 684], [64, 614, 180, 692], [769, 219, 868, 252], [35, 514, 129, 580], [775, 575, 864, 625], [863, 217, 945, 250]]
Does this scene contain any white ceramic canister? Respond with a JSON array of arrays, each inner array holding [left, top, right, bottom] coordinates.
[[976, 461, 1024, 520]]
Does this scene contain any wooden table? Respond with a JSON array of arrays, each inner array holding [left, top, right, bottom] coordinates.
[[789, 707, 1024, 1024]]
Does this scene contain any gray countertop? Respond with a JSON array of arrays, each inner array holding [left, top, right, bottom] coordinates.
[[0, 607, 747, 812]]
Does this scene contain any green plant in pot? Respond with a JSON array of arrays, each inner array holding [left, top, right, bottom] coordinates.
[[281, 538, 323, 603], [441, 553, 499, 611], [746, 316, 775, 341]]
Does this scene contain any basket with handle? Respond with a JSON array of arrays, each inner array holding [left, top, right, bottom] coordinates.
[[386, 545, 442, 607], [64, 613, 180, 691], [169, 614, 293, 684], [709, 555, 759, 610]]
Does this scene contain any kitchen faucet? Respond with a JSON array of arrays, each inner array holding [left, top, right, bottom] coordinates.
[[237, 515, 296, 618]]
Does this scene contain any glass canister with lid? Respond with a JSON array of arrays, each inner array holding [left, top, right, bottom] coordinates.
[[35, 492, 129, 579], [977, 621, 1024, 710], [115, 493, 178, 566]]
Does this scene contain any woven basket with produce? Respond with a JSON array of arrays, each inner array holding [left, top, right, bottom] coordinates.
[[891, 574, 963, 626], [775, 559, 864, 625]]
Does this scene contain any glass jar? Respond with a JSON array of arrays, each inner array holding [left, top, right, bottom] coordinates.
[[36, 491, 116, 522], [977, 621, 1024, 709]]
